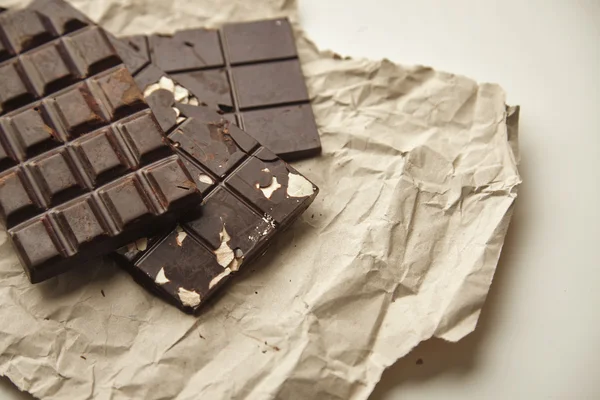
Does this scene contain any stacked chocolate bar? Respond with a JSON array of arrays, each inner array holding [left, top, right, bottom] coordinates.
[[0, 0, 320, 312]]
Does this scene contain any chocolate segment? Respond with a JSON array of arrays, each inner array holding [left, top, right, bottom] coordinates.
[[122, 19, 321, 161], [116, 110, 318, 313], [0, 7, 202, 283]]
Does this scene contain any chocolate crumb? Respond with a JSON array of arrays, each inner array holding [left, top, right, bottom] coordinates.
[[101, 290, 105, 297], [416, 358, 423, 365], [199, 333, 205, 339], [80, 355, 87, 360]]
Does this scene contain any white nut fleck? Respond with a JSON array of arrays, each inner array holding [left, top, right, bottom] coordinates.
[[174, 85, 189, 102], [198, 174, 214, 184], [229, 256, 242, 272], [158, 76, 175, 92], [179, 97, 190, 105], [188, 97, 199, 106], [256, 176, 282, 199], [143, 83, 161, 98], [135, 237, 148, 251], [155, 267, 170, 285], [215, 225, 234, 268], [259, 215, 276, 237], [178, 287, 201, 308], [286, 173, 314, 198], [176, 116, 186, 124], [261, 168, 270, 173], [209, 268, 231, 290], [262, 214, 276, 228], [173, 107, 181, 118], [176, 226, 187, 246]]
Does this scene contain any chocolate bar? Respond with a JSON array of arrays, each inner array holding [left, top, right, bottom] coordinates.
[[122, 19, 322, 161], [0, 8, 202, 282], [116, 108, 318, 312], [29, 0, 319, 312]]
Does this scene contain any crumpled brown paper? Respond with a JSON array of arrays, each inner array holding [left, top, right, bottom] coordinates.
[[0, 0, 520, 399]]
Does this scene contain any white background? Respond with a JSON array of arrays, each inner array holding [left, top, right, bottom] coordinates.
[[1, 0, 599, 398]]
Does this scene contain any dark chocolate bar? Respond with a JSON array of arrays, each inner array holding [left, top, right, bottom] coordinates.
[[0, 7, 202, 282], [122, 19, 322, 161], [29, 0, 319, 312], [116, 108, 318, 312]]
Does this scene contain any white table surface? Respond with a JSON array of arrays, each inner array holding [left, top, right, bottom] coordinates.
[[2, 0, 599, 398]]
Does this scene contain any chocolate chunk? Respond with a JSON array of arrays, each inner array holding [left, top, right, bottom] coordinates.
[[241, 104, 320, 160], [0, 7, 202, 283], [116, 113, 318, 313], [121, 18, 321, 161]]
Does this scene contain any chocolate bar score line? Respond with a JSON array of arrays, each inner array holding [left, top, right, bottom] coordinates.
[[28, 0, 320, 312], [0, 6, 203, 283]]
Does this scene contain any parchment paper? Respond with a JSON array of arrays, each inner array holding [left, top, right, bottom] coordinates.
[[0, 0, 521, 399]]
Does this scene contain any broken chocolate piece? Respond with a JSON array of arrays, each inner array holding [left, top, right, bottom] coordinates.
[[116, 111, 318, 313], [122, 19, 321, 161], [0, 7, 202, 283]]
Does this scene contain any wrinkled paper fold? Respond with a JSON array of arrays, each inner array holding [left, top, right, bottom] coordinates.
[[0, 0, 520, 399]]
